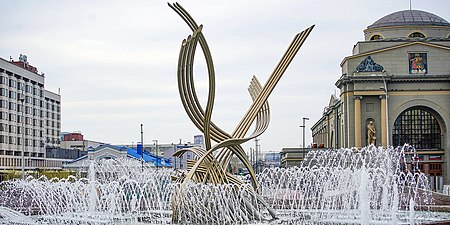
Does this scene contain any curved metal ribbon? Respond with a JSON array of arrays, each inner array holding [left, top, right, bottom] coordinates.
[[169, 2, 314, 221]]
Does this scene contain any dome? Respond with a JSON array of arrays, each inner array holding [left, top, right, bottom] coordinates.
[[368, 10, 450, 29]]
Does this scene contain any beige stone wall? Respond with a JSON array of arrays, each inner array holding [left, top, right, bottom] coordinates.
[[364, 26, 450, 40], [343, 44, 450, 76]]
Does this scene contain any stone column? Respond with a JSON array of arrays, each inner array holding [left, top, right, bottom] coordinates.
[[354, 96, 362, 148], [380, 95, 387, 147]]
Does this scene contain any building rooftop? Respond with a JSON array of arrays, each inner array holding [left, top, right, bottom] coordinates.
[[368, 10, 450, 29]]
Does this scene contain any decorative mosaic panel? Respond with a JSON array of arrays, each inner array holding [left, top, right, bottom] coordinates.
[[408, 53, 428, 74]]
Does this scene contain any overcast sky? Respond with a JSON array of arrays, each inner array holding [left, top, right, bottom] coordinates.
[[0, 1, 449, 153]]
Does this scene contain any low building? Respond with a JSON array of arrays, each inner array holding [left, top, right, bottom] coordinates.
[[60, 132, 105, 152], [164, 143, 202, 170], [264, 152, 281, 168], [63, 144, 172, 171], [280, 147, 310, 168]]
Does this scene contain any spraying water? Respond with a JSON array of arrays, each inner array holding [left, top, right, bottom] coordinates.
[[0, 145, 448, 224]]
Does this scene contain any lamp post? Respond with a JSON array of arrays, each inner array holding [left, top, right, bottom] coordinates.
[[254, 138, 259, 173], [381, 75, 389, 147], [300, 117, 309, 159], [20, 89, 25, 180], [249, 147, 253, 171], [153, 139, 158, 170], [140, 124, 144, 171]]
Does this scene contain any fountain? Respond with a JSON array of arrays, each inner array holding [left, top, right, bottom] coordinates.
[[258, 145, 442, 224], [1, 145, 450, 224], [1, 3, 449, 224]]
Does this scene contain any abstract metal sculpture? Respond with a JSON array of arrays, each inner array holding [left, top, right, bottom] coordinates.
[[169, 2, 313, 222]]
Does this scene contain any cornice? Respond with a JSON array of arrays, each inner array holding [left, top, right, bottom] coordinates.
[[336, 74, 449, 87], [340, 42, 450, 67], [364, 25, 450, 33]]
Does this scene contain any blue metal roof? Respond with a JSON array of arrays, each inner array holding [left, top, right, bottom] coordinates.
[[65, 155, 88, 164], [65, 145, 172, 167], [127, 147, 172, 167]]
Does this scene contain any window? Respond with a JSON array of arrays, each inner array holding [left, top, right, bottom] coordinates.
[[370, 34, 383, 40], [0, 112, 7, 120], [9, 125, 15, 133], [9, 80, 16, 88], [0, 76, 7, 84], [9, 91, 16, 100], [0, 88, 7, 97], [393, 107, 441, 149], [0, 100, 7, 109], [409, 32, 425, 38], [9, 102, 15, 111]]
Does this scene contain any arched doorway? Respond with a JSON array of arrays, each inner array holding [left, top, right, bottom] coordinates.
[[392, 106, 443, 191], [392, 107, 441, 149]]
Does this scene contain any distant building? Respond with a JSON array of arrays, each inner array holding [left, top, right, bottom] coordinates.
[[311, 10, 450, 192], [165, 143, 201, 170], [46, 147, 86, 160], [63, 144, 172, 171], [193, 135, 204, 148], [280, 147, 310, 167], [264, 152, 281, 168], [63, 132, 83, 141], [122, 140, 202, 170], [60, 132, 105, 152], [0, 55, 62, 179]]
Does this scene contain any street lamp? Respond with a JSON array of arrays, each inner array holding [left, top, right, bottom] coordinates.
[[380, 75, 389, 147], [140, 124, 144, 171], [153, 139, 158, 170], [300, 117, 309, 159], [20, 89, 25, 180], [254, 138, 260, 173]]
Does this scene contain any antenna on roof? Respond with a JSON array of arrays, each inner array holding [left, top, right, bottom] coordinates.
[[409, 0, 412, 10]]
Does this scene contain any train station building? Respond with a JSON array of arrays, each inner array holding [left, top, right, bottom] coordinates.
[[311, 9, 450, 191]]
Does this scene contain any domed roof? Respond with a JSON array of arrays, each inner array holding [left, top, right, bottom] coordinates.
[[368, 10, 450, 29]]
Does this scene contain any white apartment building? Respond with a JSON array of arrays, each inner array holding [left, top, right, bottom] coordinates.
[[0, 55, 62, 176]]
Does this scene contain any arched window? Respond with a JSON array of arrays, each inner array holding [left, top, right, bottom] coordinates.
[[392, 107, 441, 149], [409, 32, 425, 38], [370, 35, 383, 40]]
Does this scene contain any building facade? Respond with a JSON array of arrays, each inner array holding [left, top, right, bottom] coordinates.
[[311, 10, 450, 191], [280, 147, 311, 167], [0, 55, 62, 178], [60, 132, 105, 152]]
